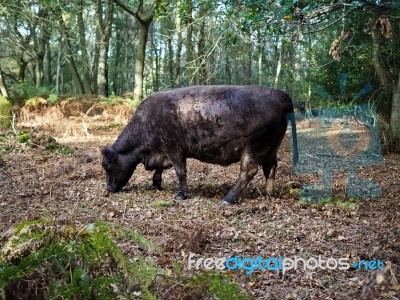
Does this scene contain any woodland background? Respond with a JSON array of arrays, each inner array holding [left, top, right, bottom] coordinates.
[[0, 1, 400, 299], [0, 0, 400, 152]]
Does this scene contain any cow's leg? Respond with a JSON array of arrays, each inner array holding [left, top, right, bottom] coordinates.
[[261, 157, 277, 196], [221, 153, 258, 205], [169, 156, 189, 200], [147, 168, 163, 191]]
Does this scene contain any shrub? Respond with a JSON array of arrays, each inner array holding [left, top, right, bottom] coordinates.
[[9, 82, 53, 101], [105, 93, 125, 104], [0, 220, 249, 299], [127, 97, 142, 109], [186, 272, 248, 300], [0, 96, 11, 128], [0, 220, 162, 299], [45, 139, 74, 156], [47, 93, 58, 104], [24, 96, 47, 107]]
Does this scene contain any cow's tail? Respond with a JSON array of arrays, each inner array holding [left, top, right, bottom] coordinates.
[[286, 112, 299, 166]]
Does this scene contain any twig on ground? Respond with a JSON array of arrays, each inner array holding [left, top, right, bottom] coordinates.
[[0, 167, 17, 182], [11, 113, 18, 137]]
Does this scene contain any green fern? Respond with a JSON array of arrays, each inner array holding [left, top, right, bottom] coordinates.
[[187, 272, 248, 300], [0, 220, 163, 299]]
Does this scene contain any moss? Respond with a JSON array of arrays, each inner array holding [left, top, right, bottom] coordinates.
[[107, 122, 123, 129], [16, 133, 29, 144], [45, 141, 74, 156], [152, 201, 173, 208]]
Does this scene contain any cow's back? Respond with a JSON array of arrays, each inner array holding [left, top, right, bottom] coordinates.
[[144, 86, 293, 165]]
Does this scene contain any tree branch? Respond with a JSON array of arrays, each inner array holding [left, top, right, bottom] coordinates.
[[113, 0, 154, 24], [113, 0, 139, 19]]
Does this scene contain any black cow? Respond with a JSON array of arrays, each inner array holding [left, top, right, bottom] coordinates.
[[101, 85, 298, 205]]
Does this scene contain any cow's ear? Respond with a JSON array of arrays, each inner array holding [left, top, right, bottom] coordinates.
[[101, 147, 118, 162]]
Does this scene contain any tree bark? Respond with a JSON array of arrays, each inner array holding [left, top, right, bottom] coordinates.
[[112, 25, 122, 95], [286, 40, 295, 95], [390, 72, 400, 153], [257, 41, 263, 86], [151, 27, 160, 92], [274, 40, 284, 89], [175, 4, 183, 86], [18, 57, 28, 82], [123, 14, 131, 94], [225, 52, 231, 84], [371, 16, 391, 87], [45, 42, 52, 85], [97, 0, 114, 97], [167, 27, 175, 87], [31, 7, 49, 87], [56, 36, 63, 95], [198, 18, 206, 84], [245, 33, 252, 85], [57, 10, 85, 95], [92, 27, 101, 94], [134, 20, 151, 100], [0, 68, 9, 98], [114, 0, 154, 100], [78, 1, 93, 94], [185, 0, 194, 85]]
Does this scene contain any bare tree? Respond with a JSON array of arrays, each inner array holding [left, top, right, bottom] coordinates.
[[114, 0, 157, 101]]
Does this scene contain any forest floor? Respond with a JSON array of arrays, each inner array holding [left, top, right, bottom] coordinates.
[[0, 101, 399, 299]]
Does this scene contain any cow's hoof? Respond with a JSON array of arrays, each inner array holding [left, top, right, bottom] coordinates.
[[147, 185, 163, 191], [219, 200, 233, 206], [220, 193, 238, 205], [174, 191, 188, 200]]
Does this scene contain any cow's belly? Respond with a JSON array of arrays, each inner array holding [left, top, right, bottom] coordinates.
[[187, 139, 246, 166]]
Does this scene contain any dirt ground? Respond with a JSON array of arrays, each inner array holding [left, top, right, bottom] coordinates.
[[0, 104, 399, 299]]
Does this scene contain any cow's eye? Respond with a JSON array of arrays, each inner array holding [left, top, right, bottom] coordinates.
[[102, 162, 111, 171]]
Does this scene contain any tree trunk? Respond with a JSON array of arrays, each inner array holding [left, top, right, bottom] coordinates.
[[114, 0, 154, 100], [92, 27, 101, 94], [185, 0, 194, 85], [18, 57, 28, 82], [390, 72, 400, 153], [175, 6, 183, 86], [57, 11, 84, 95], [45, 42, 52, 85], [97, 0, 114, 98], [151, 27, 160, 92], [274, 40, 284, 89], [225, 52, 231, 84], [35, 52, 45, 87], [371, 16, 391, 87], [167, 28, 174, 87], [123, 14, 131, 94], [32, 31, 45, 87], [56, 36, 63, 95], [78, 1, 93, 94], [32, 7, 50, 87], [0, 68, 9, 98], [134, 20, 150, 100], [209, 51, 216, 85], [258, 45, 263, 86], [286, 40, 294, 95], [245, 33, 252, 85], [112, 26, 122, 95], [198, 17, 206, 84]]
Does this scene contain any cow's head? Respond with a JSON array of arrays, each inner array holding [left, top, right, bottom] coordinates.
[[101, 147, 139, 192]]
